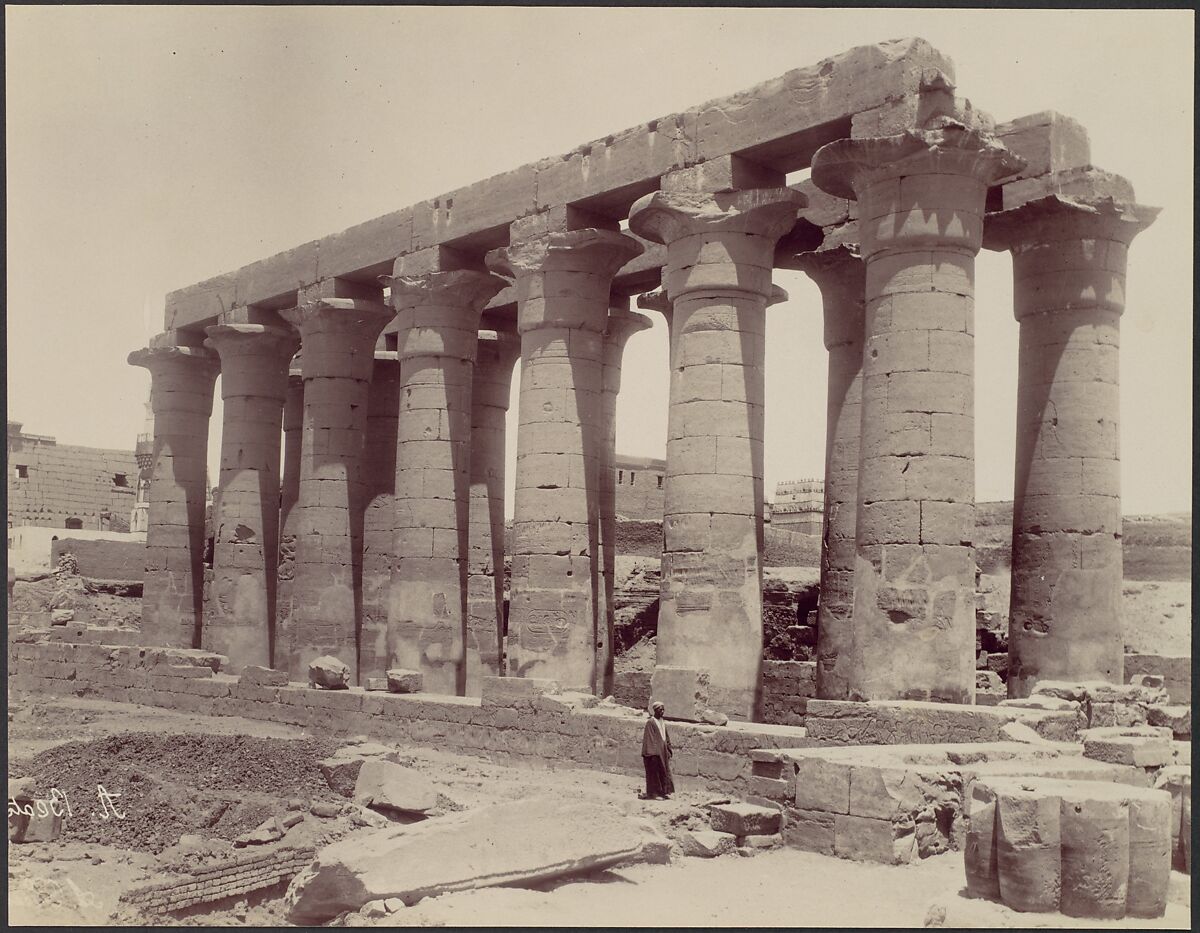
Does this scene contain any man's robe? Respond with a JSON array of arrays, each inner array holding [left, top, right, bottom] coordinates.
[[641, 715, 674, 797]]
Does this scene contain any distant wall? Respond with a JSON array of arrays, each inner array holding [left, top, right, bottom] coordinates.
[[7, 525, 145, 574], [7, 434, 138, 529], [51, 537, 145, 581]]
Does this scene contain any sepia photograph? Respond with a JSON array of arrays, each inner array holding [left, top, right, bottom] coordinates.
[[5, 4, 1194, 927]]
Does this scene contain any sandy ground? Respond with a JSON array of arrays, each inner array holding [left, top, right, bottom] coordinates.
[[7, 695, 1192, 928]]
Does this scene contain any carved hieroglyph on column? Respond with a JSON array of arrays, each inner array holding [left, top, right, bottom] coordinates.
[[275, 369, 304, 664], [598, 305, 653, 695], [202, 323, 298, 672], [786, 243, 866, 700], [985, 192, 1158, 697], [280, 298, 391, 682], [812, 125, 1023, 703], [629, 176, 804, 720], [359, 351, 400, 681], [489, 229, 643, 691], [385, 270, 505, 696], [128, 344, 218, 649], [465, 329, 521, 694]]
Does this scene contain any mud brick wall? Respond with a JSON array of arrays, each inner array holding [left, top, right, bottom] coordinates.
[[760, 660, 817, 726], [8, 640, 816, 798], [50, 538, 145, 581], [7, 441, 138, 528], [119, 846, 314, 914]]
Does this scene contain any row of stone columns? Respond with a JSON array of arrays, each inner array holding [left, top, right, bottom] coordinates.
[[133, 126, 1154, 712]]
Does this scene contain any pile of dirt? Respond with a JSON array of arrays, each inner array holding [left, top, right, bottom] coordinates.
[[8, 571, 142, 628], [11, 733, 341, 853]]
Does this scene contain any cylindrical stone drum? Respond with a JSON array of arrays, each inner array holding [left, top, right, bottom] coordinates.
[[995, 786, 1061, 912], [1059, 789, 1130, 919]]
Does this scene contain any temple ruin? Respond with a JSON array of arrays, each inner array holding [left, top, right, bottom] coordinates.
[[11, 36, 1188, 925]]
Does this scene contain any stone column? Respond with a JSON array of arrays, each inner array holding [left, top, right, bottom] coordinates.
[[488, 229, 642, 691], [465, 329, 521, 694], [811, 125, 1023, 703], [128, 344, 218, 648], [984, 194, 1158, 697], [279, 298, 392, 682], [598, 306, 653, 695], [386, 270, 506, 695], [275, 370, 304, 666], [360, 352, 401, 680], [629, 176, 803, 719], [202, 323, 298, 672], [790, 244, 866, 700]]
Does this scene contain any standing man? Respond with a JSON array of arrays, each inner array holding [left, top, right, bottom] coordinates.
[[640, 701, 674, 800]]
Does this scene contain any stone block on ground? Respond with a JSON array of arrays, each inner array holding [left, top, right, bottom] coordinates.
[[1154, 766, 1191, 874], [319, 744, 396, 797], [1081, 726, 1173, 768], [650, 667, 709, 722], [707, 801, 781, 837], [309, 656, 351, 690], [353, 759, 440, 816], [834, 813, 917, 865], [479, 675, 559, 708], [241, 665, 289, 687], [1146, 704, 1191, 740], [782, 807, 835, 855], [364, 677, 388, 691], [283, 796, 667, 923], [679, 829, 736, 858], [386, 669, 423, 694]]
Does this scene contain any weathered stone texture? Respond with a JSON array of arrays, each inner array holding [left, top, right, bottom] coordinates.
[[386, 268, 506, 696], [127, 345, 219, 649], [629, 159, 803, 719], [811, 125, 1024, 704], [491, 229, 642, 692], [984, 194, 1158, 697], [280, 297, 392, 683]]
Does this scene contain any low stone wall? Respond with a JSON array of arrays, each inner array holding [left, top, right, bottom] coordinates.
[[7, 638, 815, 798], [1126, 654, 1191, 705], [51, 538, 144, 581], [119, 846, 314, 914], [804, 699, 1083, 745]]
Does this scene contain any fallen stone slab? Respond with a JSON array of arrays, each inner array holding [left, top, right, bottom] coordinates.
[[319, 744, 396, 797], [309, 656, 351, 689], [234, 817, 284, 847], [1147, 704, 1191, 740], [1081, 726, 1173, 768], [353, 759, 440, 816], [283, 796, 667, 924], [386, 669, 423, 694], [241, 665, 289, 687], [679, 829, 736, 858], [707, 802, 781, 837], [364, 677, 388, 691]]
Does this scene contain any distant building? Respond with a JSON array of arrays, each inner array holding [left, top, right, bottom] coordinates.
[[772, 477, 824, 535], [7, 420, 138, 531], [615, 455, 665, 521]]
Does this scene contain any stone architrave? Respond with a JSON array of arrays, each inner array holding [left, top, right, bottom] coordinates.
[[385, 269, 505, 696], [202, 323, 298, 672], [788, 243, 866, 700], [275, 369, 304, 664], [629, 168, 804, 720], [811, 124, 1024, 703], [598, 305, 653, 695], [984, 193, 1158, 697], [488, 229, 643, 692], [280, 297, 392, 683], [465, 329, 521, 695], [360, 352, 401, 681], [127, 344, 219, 649]]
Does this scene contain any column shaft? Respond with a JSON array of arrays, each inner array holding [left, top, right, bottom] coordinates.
[[812, 126, 1023, 703], [280, 299, 391, 682], [793, 245, 866, 699], [490, 229, 642, 691], [128, 345, 218, 648], [630, 183, 802, 719], [465, 330, 521, 693], [360, 353, 400, 680], [203, 324, 297, 671], [985, 194, 1157, 696], [386, 270, 503, 695], [275, 372, 304, 665]]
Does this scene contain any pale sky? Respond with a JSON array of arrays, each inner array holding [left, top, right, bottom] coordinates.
[[6, 7, 1193, 516]]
